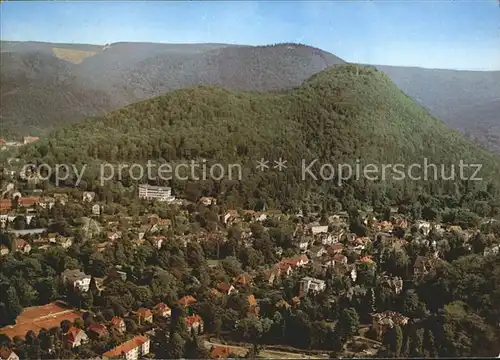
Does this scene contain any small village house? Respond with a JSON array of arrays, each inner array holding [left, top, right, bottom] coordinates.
[[102, 335, 150, 360], [136, 308, 153, 324], [61, 269, 91, 292], [63, 327, 89, 348]]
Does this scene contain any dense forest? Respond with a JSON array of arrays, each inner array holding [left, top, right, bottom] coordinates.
[[19, 64, 500, 214]]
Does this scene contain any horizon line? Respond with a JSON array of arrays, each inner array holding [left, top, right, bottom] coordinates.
[[1, 38, 499, 72]]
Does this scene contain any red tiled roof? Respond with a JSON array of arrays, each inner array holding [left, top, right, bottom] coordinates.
[[179, 295, 197, 307], [18, 197, 40, 207], [136, 308, 152, 318], [235, 273, 252, 285], [154, 302, 170, 312], [87, 324, 108, 336], [217, 282, 233, 292], [102, 336, 148, 358], [63, 326, 83, 344], [185, 315, 202, 327], [0, 199, 11, 212], [210, 345, 231, 359], [0, 302, 82, 339], [110, 317, 124, 327]]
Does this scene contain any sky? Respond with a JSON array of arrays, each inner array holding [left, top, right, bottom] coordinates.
[[1, 0, 499, 70]]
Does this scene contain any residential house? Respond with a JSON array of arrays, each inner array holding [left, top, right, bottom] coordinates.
[[23, 136, 39, 144], [107, 231, 122, 242], [138, 225, 151, 240], [243, 210, 267, 222], [198, 196, 217, 206], [332, 253, 347, 265], [92, 204, 101, 216], [12, 238, 31, 254], [275, 246, 284, 257], [375, 221, 393, 232], [47, 233, 58, 243], [32, 238, 50, 250], [185, 315, 203, 334], [150, 235, 165, 249], [179, 295, 197, 308], [56, 236, 73, 249], [53, 193, 69, 205], [102, 335, 150, 360], [0, 199, 12, 213], [87, 324, 109, 339], [371, 311, 409, 340], [234, 273, 252, 287], [321, 256, 336, 269], [321, 231, 342, 245], [63, 327, 89, 348], [222, 210, 239, 225], [153, 303, 171, 318], [38, 197, 55, 209], [311, 225, 329, 235], [109, 317, 126, 334], [415, 220, 432, 236], [0, 245, 10, 256], [82, 192, 96, 202], [276, 262, 293, 278], [217, 282, 237, 295], [335, 263, 358, 282], [209, 345, 231, 359], [0, 348, 19, 360], [484, 244, 500, 257], [262, 268, 279, 285], [17, 196, 40, 209], [295, 236, 311, 251], [281, 254, 309, 269], [62, 269, 91, 292], [136, 308, 153, 324], [299, 277, 326, 295], [381, 275, 404, 295], [393, 217, 409, 229], [327, 243, 344, 255]]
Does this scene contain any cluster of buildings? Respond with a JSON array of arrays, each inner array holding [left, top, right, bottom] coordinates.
[[0, 136, 39, 151]]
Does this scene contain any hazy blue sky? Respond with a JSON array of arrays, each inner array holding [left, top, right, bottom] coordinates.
[[1, 0, 499, 70]]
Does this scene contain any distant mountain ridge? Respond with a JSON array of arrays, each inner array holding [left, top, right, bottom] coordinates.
[[1, 40, 499, 154], [0, 41, 344, 138], [377, 65, 500, 154]]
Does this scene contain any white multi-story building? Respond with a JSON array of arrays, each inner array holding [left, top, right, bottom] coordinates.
[[62, 269, 91, 292], [138, 184, 175, 202], [300, 277, 326, 294], [102, 336, 150, 360]]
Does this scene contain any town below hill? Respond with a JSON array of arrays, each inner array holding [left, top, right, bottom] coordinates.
[[1, 172, 500, 358]]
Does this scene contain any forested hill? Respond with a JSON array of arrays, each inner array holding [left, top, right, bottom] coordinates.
[[1, 42, 344, 136], [20, 64, 500, 211]]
